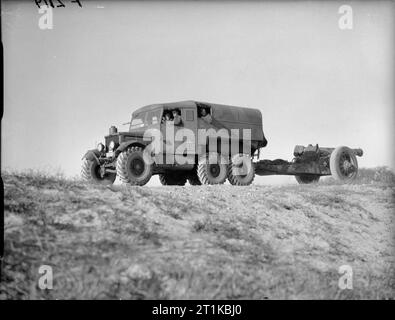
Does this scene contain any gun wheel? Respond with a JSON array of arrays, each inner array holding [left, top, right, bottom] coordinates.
[[330, 146, 358, 182]]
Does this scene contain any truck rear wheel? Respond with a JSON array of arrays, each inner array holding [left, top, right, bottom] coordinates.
[[295, 174, 320, 184], [197, 153, 228, 185], [159, 172, 187, 186], [330, 146, 358, 182], [228, 154, 255, 186], [116, 146, 153, 186], [81, 159, 116, 185]]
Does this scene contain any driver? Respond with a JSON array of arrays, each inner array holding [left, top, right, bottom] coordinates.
[[200, 108, 212, 124], [162, 111, 172, 123], [172, 109, 182, 126]]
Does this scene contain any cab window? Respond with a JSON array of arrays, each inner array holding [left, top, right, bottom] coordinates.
[[130, 112, 146, 129], [147, 109, 162, 125], [161, 108, 182, 126], [186, 109, 194, 121]]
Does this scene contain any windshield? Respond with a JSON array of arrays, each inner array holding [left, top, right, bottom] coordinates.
[[129, 109, 162, 130]]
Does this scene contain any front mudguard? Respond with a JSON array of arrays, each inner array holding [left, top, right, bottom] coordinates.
[[82, 149, 101, 165]]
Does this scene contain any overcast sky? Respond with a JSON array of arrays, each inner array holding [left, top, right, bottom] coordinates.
[[2, 0, 394, 185]]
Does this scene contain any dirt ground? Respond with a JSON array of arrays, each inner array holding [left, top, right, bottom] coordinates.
[[1, 171, 394, 299]]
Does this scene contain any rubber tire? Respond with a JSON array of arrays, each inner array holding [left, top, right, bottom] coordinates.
[[197, 153, 228, 185], [330, 146, 358, 182], [228, 154, 255, 186], [116, 146, 153, 186], [81, 159, 116, 185], [159, 172, 187, 186], [295, 174, 320, 184]]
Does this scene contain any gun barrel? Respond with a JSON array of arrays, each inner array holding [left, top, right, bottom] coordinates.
[[352, 148, 363, 157]]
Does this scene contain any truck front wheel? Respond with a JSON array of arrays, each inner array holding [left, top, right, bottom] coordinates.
[[116, 146, 153, 186], [81, 159, 116, 185]]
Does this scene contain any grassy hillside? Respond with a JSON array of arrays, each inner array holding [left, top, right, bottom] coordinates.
[[1, 169, 394, 299]]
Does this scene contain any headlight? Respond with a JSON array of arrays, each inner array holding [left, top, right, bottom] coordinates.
[[109, 141, 116, 151], [97, 143, 105, 153]]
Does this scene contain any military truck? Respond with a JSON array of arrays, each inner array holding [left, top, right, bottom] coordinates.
[[82, 100, 363, 186]]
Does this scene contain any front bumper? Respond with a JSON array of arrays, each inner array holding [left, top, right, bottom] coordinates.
[[83, 149, 116, 165]]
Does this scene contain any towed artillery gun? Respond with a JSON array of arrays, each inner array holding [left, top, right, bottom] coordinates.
[[82, 101, 363, 186]]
